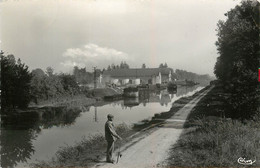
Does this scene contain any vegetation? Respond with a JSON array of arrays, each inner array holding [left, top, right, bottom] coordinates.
[[174, 69, 214, 86], [0, 52, 87, 111], [167, 2, 260, 167], [214, 0, 260, 119], [159, 63, 168, 68], [92, 88, 122, 98], [167, 85, 260, 167], [1, 53, 32, 110], [73, 66, 94, 84], [30, 67, 80, 105], [107, 61, 130, 71]]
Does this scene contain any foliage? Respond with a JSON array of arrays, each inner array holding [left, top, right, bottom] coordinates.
[[1, 53, 32, 110], [73, 66, 93, 84], [30, 67, 80, 103], [167, 84, 260, 167], [1, 129, 37, 168], [159, 63, 168, 68], [175, 69, 214, 86], [59, 74, 79, 93], [106, 61, 130, 71], [214, 0, 260, 119]]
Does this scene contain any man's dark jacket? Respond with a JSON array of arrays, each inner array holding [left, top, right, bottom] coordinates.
[[105, 120, 119, 141]]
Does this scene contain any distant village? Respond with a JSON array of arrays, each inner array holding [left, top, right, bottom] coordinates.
[[74, 62, 214, 88]]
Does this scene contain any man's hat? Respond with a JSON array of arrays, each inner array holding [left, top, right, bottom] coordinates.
[[107, 114, 114, 118]]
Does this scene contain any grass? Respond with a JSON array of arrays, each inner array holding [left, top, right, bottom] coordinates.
[[31, 123, 135, 168], [166, 85, 260, 167], [92, 88, 122, 98], [29, 94, 96, 108]]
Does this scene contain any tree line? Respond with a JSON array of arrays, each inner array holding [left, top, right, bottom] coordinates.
[[106, 61, 130, 71], [1, 53, 213, 111], [1, 53, 79, 112], [214, 0, 260, 119], [174, 69, 214, 86]]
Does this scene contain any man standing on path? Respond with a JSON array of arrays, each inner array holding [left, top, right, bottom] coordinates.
[[105, 114, 122, 163]]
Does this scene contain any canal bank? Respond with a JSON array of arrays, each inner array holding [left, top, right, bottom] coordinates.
[[166, 84, 260, 167], [31, 86, 209, 168], [28, 87, 123, 109]]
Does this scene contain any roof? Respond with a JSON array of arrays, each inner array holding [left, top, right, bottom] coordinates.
[[103, 68, 172, 78]]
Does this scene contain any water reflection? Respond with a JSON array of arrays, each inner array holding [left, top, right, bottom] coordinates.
[[123, 88, 178, 108], [1, 113, 39, 168], [1, 129, 37, 168], [1, 106, 82, 168], [1, 85, 202, 168]]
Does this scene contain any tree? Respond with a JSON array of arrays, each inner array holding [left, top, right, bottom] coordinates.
[[214, 0, 260, 119], [30, 68, 47, 103], [73, 66, 93, 84], [122, 61, 130, 69], [111, 63, 116, 70], [120, 61, 124, 69], [46, 67, 54, 76], [159, 63, 168, 68], [59, 74, 79, 95], [107, 65, 111, 71], [73, 66, 79, 76], [1, 53, 32, 110]]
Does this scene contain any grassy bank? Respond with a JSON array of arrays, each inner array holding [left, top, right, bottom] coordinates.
[[29, 87, 123, 109], [133, 87, 209, 131], [29, 94, 96, 108], [166, 85, 260, 167], [92, 88, 122, 98], [32, 87, 208, 168]]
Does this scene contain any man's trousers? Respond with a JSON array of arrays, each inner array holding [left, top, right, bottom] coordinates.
[[106, 140, 114, 162]]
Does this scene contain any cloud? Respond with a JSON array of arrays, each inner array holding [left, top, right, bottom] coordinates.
[[61, 43, 129, 68]]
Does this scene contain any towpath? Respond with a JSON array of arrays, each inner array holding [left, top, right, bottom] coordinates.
[[93, 86, 213, 168]]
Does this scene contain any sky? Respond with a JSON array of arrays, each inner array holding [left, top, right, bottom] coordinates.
[[0, 0, 241, 76]]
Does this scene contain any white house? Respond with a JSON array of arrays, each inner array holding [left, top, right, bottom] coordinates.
[[101, 68, 173, 86]]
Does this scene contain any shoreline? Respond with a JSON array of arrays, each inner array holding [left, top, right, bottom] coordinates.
[[28, 94, 97, 109], [32, 86, 210, 168]]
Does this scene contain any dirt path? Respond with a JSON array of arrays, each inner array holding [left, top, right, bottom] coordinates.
[[93, 87, 213, 168]]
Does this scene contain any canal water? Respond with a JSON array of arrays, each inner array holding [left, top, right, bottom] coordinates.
[[1, 85, 203, 168]]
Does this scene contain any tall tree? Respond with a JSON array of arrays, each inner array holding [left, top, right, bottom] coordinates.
[[30, 68, 47, 103], [107, 65, 111, 71], [214, 0, 260, 119], [59, 74, 79, 95], [1, 53, 32, 110], [46, 67, 54, 76]]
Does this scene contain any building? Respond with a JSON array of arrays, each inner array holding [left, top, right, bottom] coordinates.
[[100, 68, 173, 86]]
